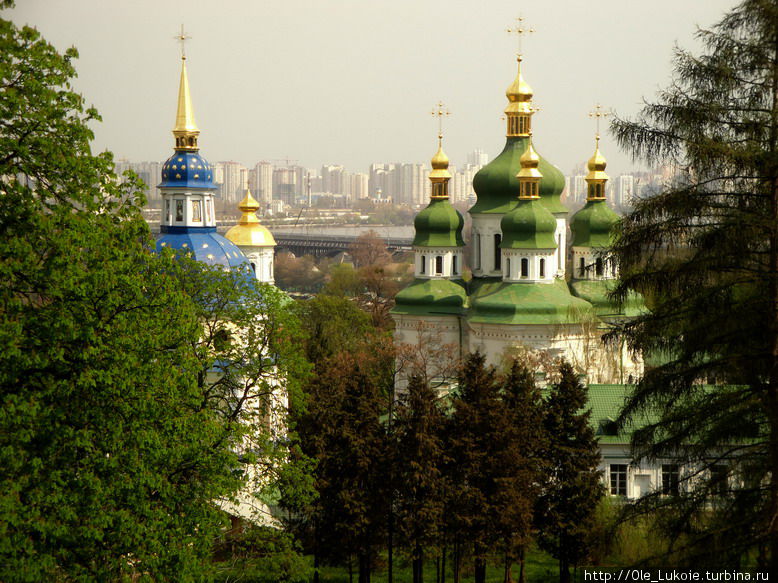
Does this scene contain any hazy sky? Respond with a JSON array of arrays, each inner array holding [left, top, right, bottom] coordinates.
[[11, 0, 736, 176]]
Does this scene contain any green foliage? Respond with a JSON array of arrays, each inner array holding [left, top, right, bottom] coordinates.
[[0, 13, 312, 580], [537, 362, 604, 583], [608, 0, 778, 569]]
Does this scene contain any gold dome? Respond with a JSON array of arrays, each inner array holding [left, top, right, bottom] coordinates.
[[225, 188, 276, 247], [431, 138, 450, 170], [506, 56, 533, 103], [586, 136, 609, 182], [517, 134, 543, 181]]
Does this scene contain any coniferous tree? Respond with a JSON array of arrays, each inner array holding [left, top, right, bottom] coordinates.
[[447, 352, 501, 583], [494, 361, 548, 583], [537, 362, 603, 583], [608, 0, 778, 569], [392, 374, 447, 583]]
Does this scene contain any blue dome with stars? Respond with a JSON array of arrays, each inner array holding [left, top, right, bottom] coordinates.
[[156, 227, 253, 272], [160, 150, 215, 190]]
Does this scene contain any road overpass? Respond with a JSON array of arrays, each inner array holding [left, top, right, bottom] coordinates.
[[271, 232, 413, 258]]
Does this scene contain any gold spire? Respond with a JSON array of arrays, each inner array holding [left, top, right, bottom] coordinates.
[[225, 187, 277, 247], [429, 102, 452, 199], [172, 26, 199, 151], [585, 135, 609, 200], [517, 132, 542, 199]]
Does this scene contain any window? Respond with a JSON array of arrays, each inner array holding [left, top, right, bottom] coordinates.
[[494, 234, 502, 271], [662, 464, 680, 496], [420, 255, 426, 274], [521, 257, 529, 278], [506, 258, 511, 278], [610, 464, 627, 496], [435, 255, 443, 275], [250, 262, 256, 274], [452, 255, 458, 275], [539, 258, 546, 278], [165, 199, 171, 222], [206, 199, 212, 223], [192, 200, 202, 222], [710, 465, 728, 497], [475, 235, 481, 270], [579, 257, 586, 277], [595, 257, 604, 277], [175, 200, 184, 222]]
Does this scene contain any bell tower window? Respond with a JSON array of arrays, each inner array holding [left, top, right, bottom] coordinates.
[[521, 258, 529, 278], [494, 234, 502, 270]]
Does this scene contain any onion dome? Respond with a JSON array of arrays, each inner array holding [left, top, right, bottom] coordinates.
[[412, 136, 465, 247], [160, 151, 214, 189], [500, 136, 558, 249], [570, 136, 619, 247], [471, 56, 566, 215], [225, 188, 276, 247], [157, 231, 251, 270]]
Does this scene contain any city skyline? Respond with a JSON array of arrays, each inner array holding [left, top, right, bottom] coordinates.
[[11, 1, 735, 176]]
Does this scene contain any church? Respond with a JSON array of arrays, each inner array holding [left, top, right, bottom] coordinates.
[[391, 52, 643, 386]]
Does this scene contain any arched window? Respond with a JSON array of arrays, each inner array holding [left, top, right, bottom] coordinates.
[[250, 262, 256, 274], [521, 258, 529, 278], [579, 257, 586, 277], [506, 258, 511, 278], [436, 255, 443, 275], [421, 255, 426, 274], [452, 255, 458, 275], [539, 258, 546, 278], [596, 257, 604, 277], [494, 234, 502, 271], [475, 235, 481, 270]]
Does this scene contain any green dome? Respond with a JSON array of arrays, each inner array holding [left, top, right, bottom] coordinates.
[[570, 200, 620, 247], [468, 278, 594, 325], [392, 278, 468, 316], [500, 198, 558, 249], [470, 136, 567, 215], [412, 199, 465, 247]]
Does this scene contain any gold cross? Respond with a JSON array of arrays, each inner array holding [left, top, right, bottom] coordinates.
[[174, 24, 191, 60], [589, 103, 612, 138], [506, 16, 535, 55], [430, 101, 451, 140]]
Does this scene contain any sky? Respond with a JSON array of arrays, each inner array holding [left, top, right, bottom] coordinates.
[[10, 0, 737, 176]]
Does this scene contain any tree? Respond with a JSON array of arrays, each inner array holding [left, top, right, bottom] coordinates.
[[537, 362, 603, 583], [0, 13, 308, 580], [608, 0, 778, 569], [493, 361, 548, 583], [349, 230, 392, 268], [447, 352, 502, 583], [392, 374, 447, 583]]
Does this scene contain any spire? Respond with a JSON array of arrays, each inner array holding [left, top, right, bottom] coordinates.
[[517, 132, 543, 199], [237, 187, 261, 225], [429, 102, 452, 199], [585, 135, 609, 200], [172, 26, 200, 152], [504, 18, 536, 137]]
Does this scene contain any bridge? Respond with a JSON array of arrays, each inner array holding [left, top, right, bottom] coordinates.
[[271, 232, 413, 258]]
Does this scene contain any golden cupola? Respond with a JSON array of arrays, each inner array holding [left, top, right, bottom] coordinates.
[[225, 188, 276, 247], [429, 135, 452, 199], [585, 136, 610, 200], [173, 56, 200, 151], [504, 56, 535, 137], [517, 133, 543, 199]]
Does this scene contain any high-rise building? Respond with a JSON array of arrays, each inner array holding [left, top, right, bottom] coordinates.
[[467, 148, 489, 167], [215, 161, 247, 205], [250, 161, 274, 205], [615, 174, 634, 207]]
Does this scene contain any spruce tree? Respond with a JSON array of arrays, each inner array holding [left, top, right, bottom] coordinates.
[[608, 0, 778, 569], [537, 362, 603, 583], [392, 374, 446, 583]]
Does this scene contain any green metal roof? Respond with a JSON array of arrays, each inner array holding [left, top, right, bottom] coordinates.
[[412, 198, 466, 247], [468, 277, 595, 325], [586, 384, 634, 444], [392, 277, 468, 316], [500, 197, 558, 249], [568, 279, 645, 319], [570, 200, 620, 247], [470, 136, 567, 215]]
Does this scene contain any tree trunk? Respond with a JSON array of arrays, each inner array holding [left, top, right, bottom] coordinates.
[[452, 539, 461, 583], [559, 556, 571, 583], [503, 549, 514, 583], [349, 554, 353, 583], [441, 544, 447, 583], [388, 506, 394, 583], [313, 519, 320, 583], [412, 545, 423, 583], [474, 556, 487, 583], [435, 555, 440, 583], [518, 546, 526, 583], [358, 552, 371, 583]]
